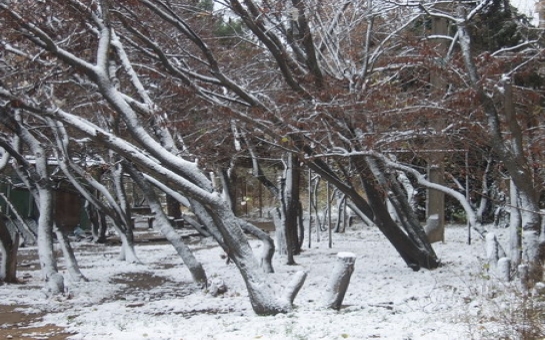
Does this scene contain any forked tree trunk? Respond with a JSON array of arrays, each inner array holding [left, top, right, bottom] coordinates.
[[362, 177, 439, 270], [246, 140, 303, 265], [308, 157, 440, 270], [10, 122, 64, 292], [272, 153, 303, 264], [0, 118, 62, 287], [200, 201, 306, 315], [237, 219, 275, 273]]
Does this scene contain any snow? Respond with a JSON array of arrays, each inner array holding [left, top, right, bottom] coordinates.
[[0, 223, 531, 339], [336, 252, 356, 259]]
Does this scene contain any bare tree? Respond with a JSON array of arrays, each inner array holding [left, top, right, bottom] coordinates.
[[0, 0, 307, 314]]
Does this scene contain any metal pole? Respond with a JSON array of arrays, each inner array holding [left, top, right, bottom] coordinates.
[[308, 167, 312, 249], [328, 180, 332, 248], [259, 180, 262, 218]]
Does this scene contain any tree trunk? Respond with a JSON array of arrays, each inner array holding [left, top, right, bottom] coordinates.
[[283, 153, 301, 260], [54, 226, 87, 282], [307, 157, 439, 270], [85, 167, 108, 243], [14, 124, 62, 289], [238, 218, 275, 273], [117, 234, 139, 263], [87, 202, 107, 243], [426, 163, 445, 243], [111, 162, 139, 263], [198, 200, 305, 315], [0, 219, 19, 283], [334, 193, 347, 233], [166, 193, 182, 219], [379, 160, 438, 255], [457, 15, 543, 283], [486, 232, 506, 271], [272, 206, 287, 255], [362, 177, 440, 270], [126, 162, 208, 286], [247, 142, 302, 264], [219, 169, 238, 214], [509, 179, 522, 266]]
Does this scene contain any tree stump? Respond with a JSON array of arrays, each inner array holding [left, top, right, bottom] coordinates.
[[45, 273, 65, 296], [497, 257, 511, 282], [424, 214, 443, 243], [485, 232, 506, 272], [518, 264, 529, 292], [324, 252, 356, 310]]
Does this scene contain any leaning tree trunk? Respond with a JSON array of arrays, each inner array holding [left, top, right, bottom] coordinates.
[[308, 157, 440, 270], [0, 218, 19, 283], [199, 198, 307, 315], [457, 13, 543, 283], [54, 225, 87, 282], [361, 177, 440, 270], [126, 162, 208, 286], [369, 157, 438, 259]]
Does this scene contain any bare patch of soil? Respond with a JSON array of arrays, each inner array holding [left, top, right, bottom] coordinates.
[[110, 271, 196, 302], [4, 224, 202, 338], [0, 305, 74, 340]]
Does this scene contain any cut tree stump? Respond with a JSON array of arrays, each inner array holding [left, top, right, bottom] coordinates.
[[424, 214, 443, 243], [324, 252, 356, 310]]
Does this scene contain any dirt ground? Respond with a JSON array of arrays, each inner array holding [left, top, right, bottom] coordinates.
[[0, 304, 74, 340], [0, 218, 266, 339], [0, 220, 176, 340]]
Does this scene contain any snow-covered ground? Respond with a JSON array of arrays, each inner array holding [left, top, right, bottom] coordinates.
[[0, 223, 540, 340]]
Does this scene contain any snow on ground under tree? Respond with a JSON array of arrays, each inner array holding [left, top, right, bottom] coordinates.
[[0, 222, 534, 339]]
